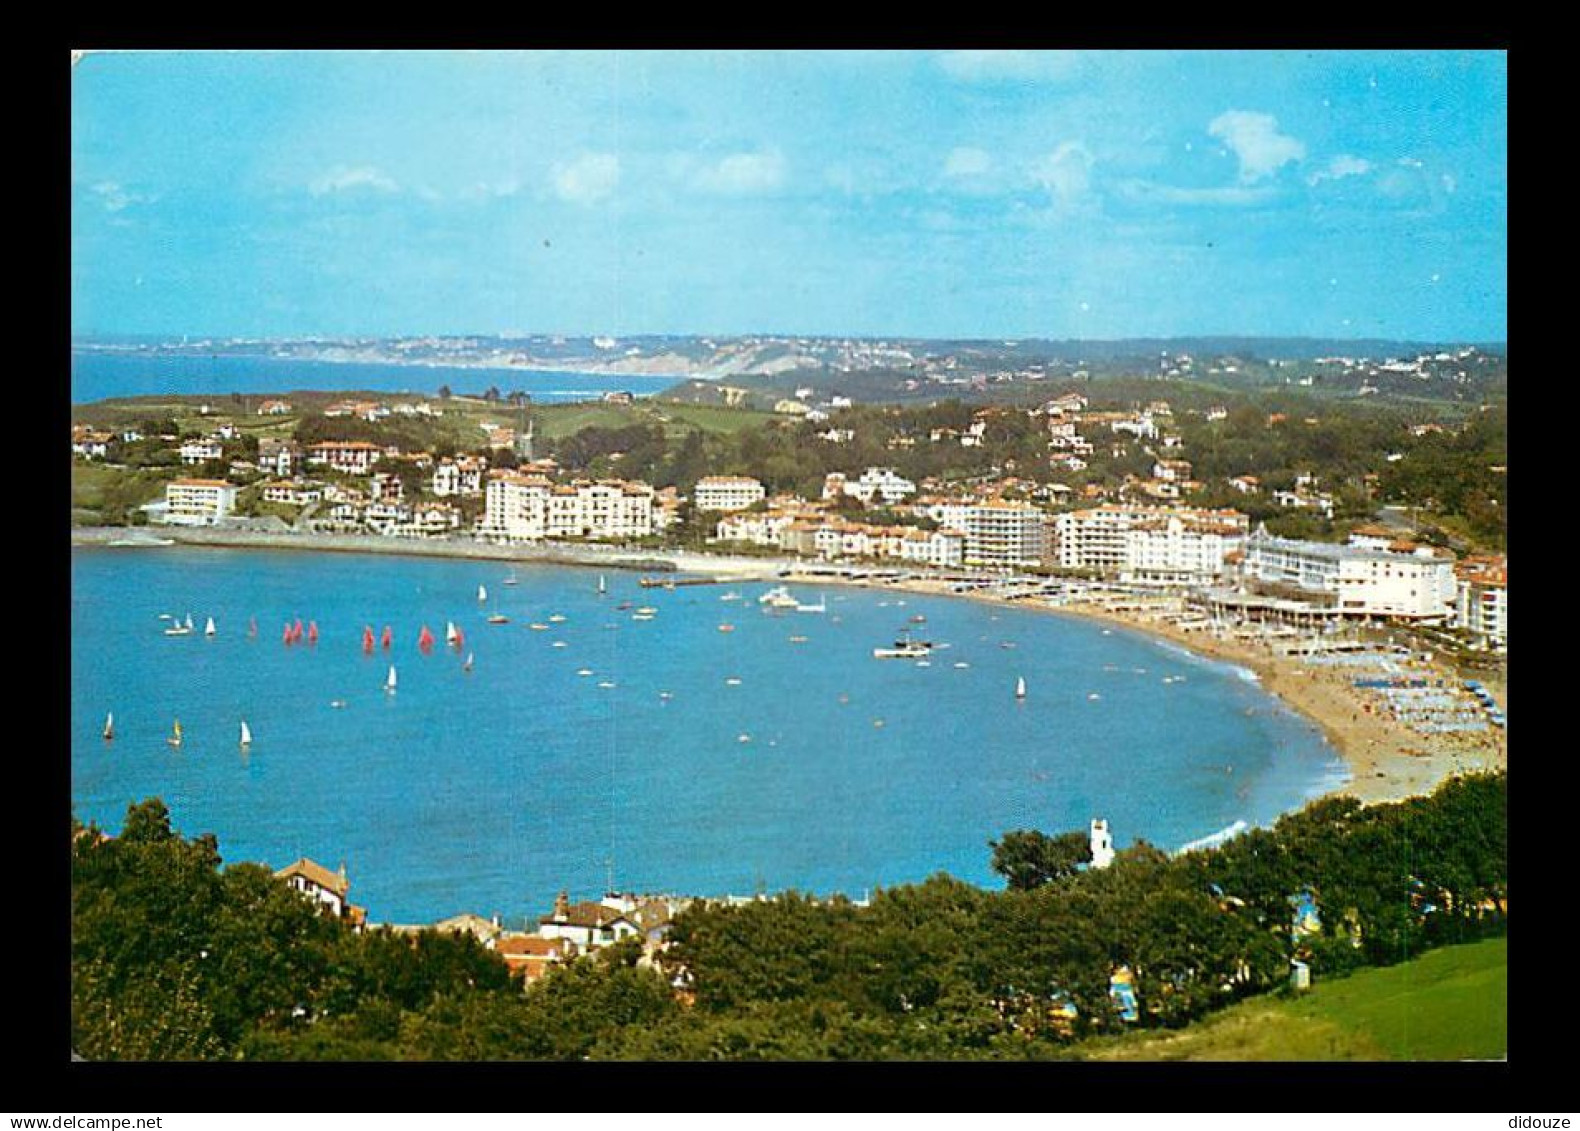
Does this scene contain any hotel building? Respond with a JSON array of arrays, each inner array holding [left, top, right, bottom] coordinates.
[[1241, 526, 1457, 619], [484, 473, 655, 541], [693, 475, 766, 513], [161, 478, 238, 525]]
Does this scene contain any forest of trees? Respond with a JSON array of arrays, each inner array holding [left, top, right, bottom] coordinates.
[[71, 773, 1506, 1060]]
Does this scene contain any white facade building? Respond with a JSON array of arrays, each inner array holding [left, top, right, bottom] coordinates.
[[161, 478, 238, 525], [179, 439, 224, 465], [431, 457, 486, 497], [1241, 527, 1457, 619], [306, 441, 386, 476], [484, 473, 655, 541], [1054, 504, 1249, 581], [694, 475, 766, 513], [962, 502, 1047, 568], [842, 467, 917, 506], [1454, 558, 1507, 650]]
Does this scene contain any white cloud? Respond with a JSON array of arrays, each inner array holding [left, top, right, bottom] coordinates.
[[943, 147, 993, 178], [309, 166, 401, 196], [552, 153, 620, 205], [90, 180, 155, 213], [1307, 154, 1374, 186], [937, 50, 1084, 83], [1030, 142, 1094, 208], [691, 149, 786, 195], [1115, 179, 1276, 207], [1207, 110, 1306, 183]]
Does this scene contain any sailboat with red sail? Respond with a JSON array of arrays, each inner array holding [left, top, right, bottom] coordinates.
[[362, 626, 375, 653], [418, 624, 435, 653], [282, 622, 293, 645], [307, 621, 319, 645], [381, 625, 392, 650]]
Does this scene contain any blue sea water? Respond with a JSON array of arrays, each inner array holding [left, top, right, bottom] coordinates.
[[70, 350, 679, 405], [71, 547, 1348, 925]]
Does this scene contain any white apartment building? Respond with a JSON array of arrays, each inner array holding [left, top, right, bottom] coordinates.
[[962, 502, 1048, 568], [694, 475, 766, 513], [179, 439, 224, 465], [1454, 557, 1507, 650], [1122, 515, 1247, 586], [1241, 527, 1457, 619], [1054, 504, 1250, 580], [484, 473, 655, 541], [162, 478, 238, 525]]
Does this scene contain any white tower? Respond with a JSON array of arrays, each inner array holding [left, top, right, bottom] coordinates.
[[1090, 818, 1115, 870]]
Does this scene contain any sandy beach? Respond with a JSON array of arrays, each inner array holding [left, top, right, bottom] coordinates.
[[859, 576, 1506, 806], [73, 527, 1504, 806]]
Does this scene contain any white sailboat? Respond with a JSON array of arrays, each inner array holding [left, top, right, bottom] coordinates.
[[1016, 676, 1027, 701], [185, 613, 194, 631], [478, 584, 488, 603], [204, 616, 217, 637], [386, 664, 398, 693], [103, 712, 114, 741], [166, 719, 182, 749], [239, 720, 252, 748], [445, 621, 459, 645], [463, 652, 474, 672], [598, 575, 607, 596]]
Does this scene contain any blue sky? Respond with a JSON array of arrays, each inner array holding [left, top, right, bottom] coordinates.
[[71, 50, 1507, 342]]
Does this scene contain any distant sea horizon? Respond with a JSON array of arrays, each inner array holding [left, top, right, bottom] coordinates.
[[70, 349, 682, 406]]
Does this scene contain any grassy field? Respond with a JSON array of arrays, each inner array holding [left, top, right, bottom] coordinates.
[[1078, 937, 1506, 1061]]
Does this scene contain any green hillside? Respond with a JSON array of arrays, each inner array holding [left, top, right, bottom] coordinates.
[[1080, 937, 1506, 1061]]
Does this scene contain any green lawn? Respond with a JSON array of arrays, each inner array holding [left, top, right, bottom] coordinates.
[[1080, 937, 1506, 1061]]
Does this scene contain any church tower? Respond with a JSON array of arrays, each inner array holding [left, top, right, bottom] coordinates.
[[1090, 818, 1115, 870]]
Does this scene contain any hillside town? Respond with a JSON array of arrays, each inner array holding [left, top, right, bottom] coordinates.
[[71, 386, 1507, 656]]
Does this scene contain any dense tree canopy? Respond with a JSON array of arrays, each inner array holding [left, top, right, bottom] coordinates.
[[72, 774, 1505, 1060]]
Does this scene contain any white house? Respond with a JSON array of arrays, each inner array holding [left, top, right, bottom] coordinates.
[[431, 456, 487, 497], [307, 441, 386, 476], [274, 857, 365, 928], [842, 467, 917, 506], [537, 891, 641, 950]]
